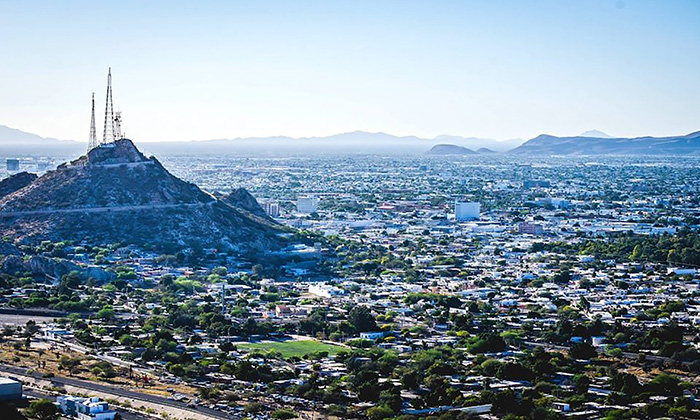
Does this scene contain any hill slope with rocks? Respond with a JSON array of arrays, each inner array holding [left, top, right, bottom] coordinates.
[[0, 139, 284, 252]]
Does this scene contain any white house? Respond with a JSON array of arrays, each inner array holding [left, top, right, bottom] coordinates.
[[57, 396, 117, 420]]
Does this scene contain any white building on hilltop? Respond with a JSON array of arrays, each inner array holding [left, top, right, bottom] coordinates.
[[455, 201, 480, 221]]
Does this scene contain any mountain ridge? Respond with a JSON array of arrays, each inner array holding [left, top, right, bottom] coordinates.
[[0, 124, 521, 155], [0, 124, 74, 144], [510, 131, 700, 155]]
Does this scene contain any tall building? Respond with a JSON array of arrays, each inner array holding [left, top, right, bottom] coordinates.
[[455, 201, 480, 221], [297, 196, 320, 213], [6, 159, 19, 172], [259, 200, 280, 217]]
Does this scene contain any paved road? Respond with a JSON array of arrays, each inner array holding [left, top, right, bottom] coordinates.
[[0, 201, 213, 217], [0, 314, 59, 326], [0, 364, 237, 420]]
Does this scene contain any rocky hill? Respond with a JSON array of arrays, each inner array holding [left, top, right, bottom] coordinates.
[[427, 144, 477, 155], [220, 187, 274, 222], [0, 139, 285, 252]]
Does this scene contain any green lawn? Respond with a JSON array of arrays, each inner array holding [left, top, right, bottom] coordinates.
[[236, 340, 345, 358]]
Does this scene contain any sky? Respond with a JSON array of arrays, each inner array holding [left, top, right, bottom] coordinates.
[[1, 0, 699, 143]]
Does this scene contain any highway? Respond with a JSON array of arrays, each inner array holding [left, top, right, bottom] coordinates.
[[0, 201, 213, 217], [0, 363, 237, 420]]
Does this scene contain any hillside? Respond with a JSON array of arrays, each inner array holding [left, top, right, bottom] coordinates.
[[509, 131, 700, 155], [0, 139, 284, 252]]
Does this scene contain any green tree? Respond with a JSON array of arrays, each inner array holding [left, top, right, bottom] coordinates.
[[647, 373, 682, 396], [569, 341, 596, 360], [271, 409, 297, 419], [366, 405, 394, 420], [25, 399, 59, 420], [348, 306, 377, 333]]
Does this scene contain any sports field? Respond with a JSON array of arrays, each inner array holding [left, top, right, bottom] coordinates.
[[236, 340, 345, 358]]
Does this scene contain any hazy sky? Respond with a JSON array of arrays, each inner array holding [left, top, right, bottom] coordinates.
[[1, 0, 699, 143]]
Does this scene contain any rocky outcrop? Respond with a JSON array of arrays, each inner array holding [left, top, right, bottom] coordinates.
[[0, 254, 115, 282], [0, 172, 37, 199]]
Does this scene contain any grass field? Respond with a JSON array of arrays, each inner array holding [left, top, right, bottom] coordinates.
[[236, 340, 345, 358]]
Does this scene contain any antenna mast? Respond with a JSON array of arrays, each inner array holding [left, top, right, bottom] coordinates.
[[102, 68, 115, 144], [87, 93, 97, 151]]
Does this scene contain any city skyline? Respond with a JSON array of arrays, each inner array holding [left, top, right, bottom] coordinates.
[[1, 0, 699, 143]]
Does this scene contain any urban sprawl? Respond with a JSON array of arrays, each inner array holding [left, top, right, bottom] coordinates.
[[1, 153, 700, 420]]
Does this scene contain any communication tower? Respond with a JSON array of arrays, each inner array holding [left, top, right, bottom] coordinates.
[[87, 93, 98, 151], [102, 68, 115, 144]]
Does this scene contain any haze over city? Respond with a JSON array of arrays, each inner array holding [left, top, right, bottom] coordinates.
[[1, 0, 699, 143]]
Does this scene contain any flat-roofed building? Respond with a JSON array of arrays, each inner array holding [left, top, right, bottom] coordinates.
[[0, 377, 22, 400]]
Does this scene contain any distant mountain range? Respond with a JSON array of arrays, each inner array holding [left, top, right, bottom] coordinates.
[[0, 125, 520, 156], [139, 131, 523, 155], [0, 125, 65, 144], [1, 124, 699, 156], [509, 131, 700, 155], [0, 125, 84, 156]]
